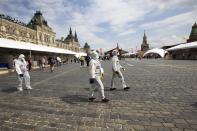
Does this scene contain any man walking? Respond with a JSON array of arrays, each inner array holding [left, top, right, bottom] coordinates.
[[89, 50, 109, 102], [15, 54, 32, 91], [110, 50, 130, 91]]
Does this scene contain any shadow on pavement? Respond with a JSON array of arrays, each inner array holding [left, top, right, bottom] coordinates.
[[83, 87, 89, 91], [191, 102, 197, 108], [60, 94, 88, 104], [83, 87, 100, 91], [84, 86, 125, 92], [104, 87, 126, 92], [1, 87, 18, 93]]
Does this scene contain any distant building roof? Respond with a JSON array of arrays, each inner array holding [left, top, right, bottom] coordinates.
[[64, 27, 79, 43], [0, 14, 29, 28], [105, 43, 128, 55], [28, 11, 50, 28], [84, 42, 90, 49]]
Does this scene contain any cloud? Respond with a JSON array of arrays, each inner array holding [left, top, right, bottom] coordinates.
[[141, 9, 197, 47], [0, 0, 197, 51], [142, 10, 197, 30], [118, 29, 136, 37]]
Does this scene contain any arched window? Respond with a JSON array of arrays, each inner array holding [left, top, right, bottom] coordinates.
[[0, 26, 6, 32], [6, 36, 16, 40]]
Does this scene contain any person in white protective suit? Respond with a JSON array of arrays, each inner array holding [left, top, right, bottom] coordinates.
[[110, 50, 130, 91], [89, 50, 109, 102], [15, 54, 32, 91]]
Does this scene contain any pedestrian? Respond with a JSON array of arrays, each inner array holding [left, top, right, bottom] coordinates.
[[15, 54, 32, 91], [48, 57, 55, 72], [41, 57, 46, 70], [38, 59, 41, 71], [85, 55, 91, 67], [110, 50, 130, 91], [27, 58, 32, 71], [57, 57, 62, 66], [80, 56, 85, 67], [89, 50, 109, 102]]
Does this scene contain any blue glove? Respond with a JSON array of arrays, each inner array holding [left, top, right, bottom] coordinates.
[[89, 78, 95, 84], [19, 74, 24, 77]]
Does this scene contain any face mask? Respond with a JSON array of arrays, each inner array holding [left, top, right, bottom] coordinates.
[[20, 58, 25, 62]]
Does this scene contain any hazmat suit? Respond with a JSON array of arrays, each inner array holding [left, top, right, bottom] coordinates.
[[89, 51, 109, 102], [15, 54, 32, 91], [110, 50, 130, 90]]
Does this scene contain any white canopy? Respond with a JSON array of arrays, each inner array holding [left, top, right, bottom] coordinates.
[[122, 52, 138, 56], [0, 38, 76, 55], [166, 41, 197, 51], [143, 48, 167, 58], [75, 52, 87, 58]]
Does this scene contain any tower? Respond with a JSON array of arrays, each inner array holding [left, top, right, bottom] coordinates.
[[69, 27, 72, 35], [187, 22, 197, 43], [65, 27, 74, 42], [28, 11, 48, 29], [84, 42, 90, 53], [64, 27, 81, 52], [141, 30, 149, 51], [75, 31, 78, 42], [116, 43, 119, 49]]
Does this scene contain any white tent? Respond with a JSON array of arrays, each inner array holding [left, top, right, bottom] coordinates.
[[0, 38, 76, 55], [166, 41, 197, 51], [143, 48, 167, 58]]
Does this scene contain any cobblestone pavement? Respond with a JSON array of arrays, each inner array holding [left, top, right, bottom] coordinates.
[[0, 59, 197, 131]]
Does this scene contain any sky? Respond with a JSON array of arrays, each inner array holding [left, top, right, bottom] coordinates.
[[0, 0, 197, 51]]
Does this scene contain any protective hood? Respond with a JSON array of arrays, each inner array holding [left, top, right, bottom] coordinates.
[[90, 50, 99, 60], [18, 54, 25, 59], [112, 50, 119, 56]]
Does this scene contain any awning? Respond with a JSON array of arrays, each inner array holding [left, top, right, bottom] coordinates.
[[0, 38, 76, 55], [122, 52, 138, 56], [166, 41, 197, 51], [143, 48, 167, 58], [75, 52, 87, 58]]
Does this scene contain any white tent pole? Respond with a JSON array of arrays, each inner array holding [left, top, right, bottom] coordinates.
[[30, 50, 31, 58]]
